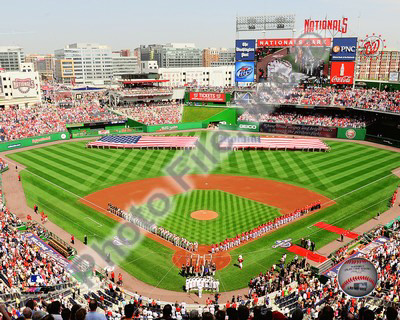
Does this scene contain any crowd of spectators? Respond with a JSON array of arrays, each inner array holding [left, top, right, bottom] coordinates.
[[334, 89, 400, 113], [0, 209, 73, 292], [0, 158, 8, 172], [249, 86, 400, 113], [187, 86, 235, 93], [0, 105, 125, 142], [248, 227, 400, 319], [114, 102, 183, 125], [109, 87, 173, 97], [238, 111, 367, 128]]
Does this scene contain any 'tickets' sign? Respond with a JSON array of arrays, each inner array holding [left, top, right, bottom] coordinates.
[[330, 62, 355, 85], [257, 38, 331, 48], [189, 92, 226, 103]]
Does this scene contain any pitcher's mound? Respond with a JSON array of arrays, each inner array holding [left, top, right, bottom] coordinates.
[[191, 210, 218, 221]]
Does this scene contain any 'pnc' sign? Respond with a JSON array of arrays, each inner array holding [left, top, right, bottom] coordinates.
[[331, 38, 358, 61]]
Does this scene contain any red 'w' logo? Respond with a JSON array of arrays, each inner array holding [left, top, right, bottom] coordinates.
[[364, 40, 380, 55]]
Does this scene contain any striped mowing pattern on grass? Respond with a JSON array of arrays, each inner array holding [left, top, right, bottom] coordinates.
[[136, 190, 280, 244], [7, 132, 400, 292]]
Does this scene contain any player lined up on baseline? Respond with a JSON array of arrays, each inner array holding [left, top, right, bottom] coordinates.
[[390, 189, 398, 207], [107, 203, 198, 252], [210, 201, 322, 253]]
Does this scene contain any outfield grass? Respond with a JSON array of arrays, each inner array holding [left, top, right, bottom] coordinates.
[[181, 107, 226, 123], [138, 190, 280, 244], [8, 131, 400, 292]]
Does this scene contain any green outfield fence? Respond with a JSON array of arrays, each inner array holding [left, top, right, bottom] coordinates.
[[337, 127, 367, 140], [145, 121, 205, 133], [219, 121, 259, 132], [0, 132, 70, 152], [0, 116, 370, 152], [70, 126, 142, 138], [219, 122, 367, 141]]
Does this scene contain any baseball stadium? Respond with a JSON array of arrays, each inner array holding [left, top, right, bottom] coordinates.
[[0, 7, 400, 320]]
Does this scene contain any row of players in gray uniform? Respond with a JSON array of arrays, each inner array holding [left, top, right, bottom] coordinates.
[[186, 276, 220, 293], [108, 203, 198, 251]]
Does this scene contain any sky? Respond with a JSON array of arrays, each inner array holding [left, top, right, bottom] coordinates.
[[0, 0, 399, 54]]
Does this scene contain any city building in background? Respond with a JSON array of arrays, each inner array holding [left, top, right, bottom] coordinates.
[[203, 48, 235, 67], [158, 66, 234, 87], [356, 50, 400, 81], [0, 46, 25, 72], [54, 43, 112, 85], [0, 62, 41, 108], [140, 43, 202, 68], [25, 54, 55, 81], [112, 50, 139, 79], [140, 61, 158, 74], [54, 59, 75, 84]]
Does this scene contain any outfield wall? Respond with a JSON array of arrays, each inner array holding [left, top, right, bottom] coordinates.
[[0, 132, 70, 152], [145, 122, 205, 133], [219, 121, 367, 141], [0, 119, 367, 152], [219, 121, 259, 132], [70, 127, 140, 138]]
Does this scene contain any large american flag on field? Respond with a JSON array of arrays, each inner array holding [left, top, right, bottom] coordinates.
[[87, 135, 198, 148], [219, 136, 329, 151]]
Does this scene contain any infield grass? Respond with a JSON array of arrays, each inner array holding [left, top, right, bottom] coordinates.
[[7, 131, 400, 292], [138, 190, 280, 244]]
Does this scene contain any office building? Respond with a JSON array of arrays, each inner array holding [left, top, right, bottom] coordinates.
[[55, 43, 112, 85], [0, 46, 25, 71]]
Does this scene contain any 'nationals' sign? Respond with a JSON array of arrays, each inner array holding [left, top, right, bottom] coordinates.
[[304, 17, 348, 34], [330, 62, 355, 85], [189, 92, 226, 103], [257, 38, 331, 48], [12, 78, 35, 93]]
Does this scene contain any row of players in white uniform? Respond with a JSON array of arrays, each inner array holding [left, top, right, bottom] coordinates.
[[107, 203, 198, 251], [185, 276, 220, 293]]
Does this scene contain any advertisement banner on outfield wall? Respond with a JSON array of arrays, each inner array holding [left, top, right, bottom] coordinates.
[[237, 121, 260, 132], [236, 39, 256, 61], [146, 122, 205, 133], [337, 128, 366, 140], [0, 132, 70, 152], [219, 122, 260, 132], [189, 92, 226, 103], [260, 123, 337, 138], [331, 38, 358, 61]]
